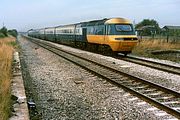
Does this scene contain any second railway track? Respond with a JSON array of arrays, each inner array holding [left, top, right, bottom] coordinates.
[[118, 54, 180, 75], [25, 36, 180, 119]]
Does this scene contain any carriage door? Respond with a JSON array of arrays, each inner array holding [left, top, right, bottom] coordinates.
[[82, 28, 87, 41]]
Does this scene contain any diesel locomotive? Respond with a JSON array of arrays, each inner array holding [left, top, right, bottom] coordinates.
[[28, 18, 138, 55]]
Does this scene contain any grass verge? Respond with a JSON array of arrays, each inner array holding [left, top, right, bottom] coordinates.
[[132, 39, 180, 62], [0, 37, 16, 120]]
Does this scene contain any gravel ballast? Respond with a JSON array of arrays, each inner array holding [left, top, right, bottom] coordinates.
[[19, 36, 179, 120], [49, 40, 180, 93]]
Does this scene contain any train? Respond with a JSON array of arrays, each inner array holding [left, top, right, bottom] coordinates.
[[28, 18, 138, 55]]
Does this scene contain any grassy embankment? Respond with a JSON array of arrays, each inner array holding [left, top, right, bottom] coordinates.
[[132, 39, 180, 62], [0, 37, 16, 120]]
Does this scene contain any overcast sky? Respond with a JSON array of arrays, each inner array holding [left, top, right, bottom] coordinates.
[[0, 0, 180, 31]]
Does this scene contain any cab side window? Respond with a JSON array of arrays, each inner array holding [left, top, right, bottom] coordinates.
[[107, 25, 115, 35], [94, 25, 104, 35]]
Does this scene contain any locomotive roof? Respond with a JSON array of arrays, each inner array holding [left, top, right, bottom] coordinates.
[[81, 18, 108, 27], [80, 18, 131, 27], [105, 18, 131, 24]]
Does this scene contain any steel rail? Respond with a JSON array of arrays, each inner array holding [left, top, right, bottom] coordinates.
[[118, 54, 180, 75]]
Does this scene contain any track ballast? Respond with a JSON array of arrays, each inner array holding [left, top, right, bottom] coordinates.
[[25, 36, 180, 119]]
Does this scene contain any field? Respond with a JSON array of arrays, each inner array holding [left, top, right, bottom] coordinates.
[[0, 37, 16, 120], [132, 38, 180, 62]]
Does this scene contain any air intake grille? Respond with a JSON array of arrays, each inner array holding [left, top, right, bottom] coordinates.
[[115, 38, 138, 40]]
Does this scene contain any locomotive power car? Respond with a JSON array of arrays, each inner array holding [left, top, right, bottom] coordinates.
[[28, 18, 138, 55]]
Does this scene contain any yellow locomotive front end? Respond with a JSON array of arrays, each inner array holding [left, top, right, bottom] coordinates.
[[106, 35, 138, 53], [104, 18, 138, 55]]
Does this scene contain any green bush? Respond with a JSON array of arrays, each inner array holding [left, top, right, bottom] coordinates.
[[0, 32, 5, 38], [135, 19, 161, 36], [8, 29, 18, 37], [0, 27, 8, 37]]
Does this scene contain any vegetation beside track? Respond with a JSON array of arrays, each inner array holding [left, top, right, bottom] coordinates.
[[0, 27, 18, 38], [132, 39, 180, 62], [0, 37, 17, 120]]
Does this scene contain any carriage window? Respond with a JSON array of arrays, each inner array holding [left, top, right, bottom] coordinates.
[[87, 27, 94, 35]]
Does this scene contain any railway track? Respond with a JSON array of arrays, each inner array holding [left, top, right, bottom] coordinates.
[[118, 54, 180, 75], [25, 36, 180, 119]]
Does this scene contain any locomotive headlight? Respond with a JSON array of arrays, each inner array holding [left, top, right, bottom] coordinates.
[[115, 38, 124, 40]]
